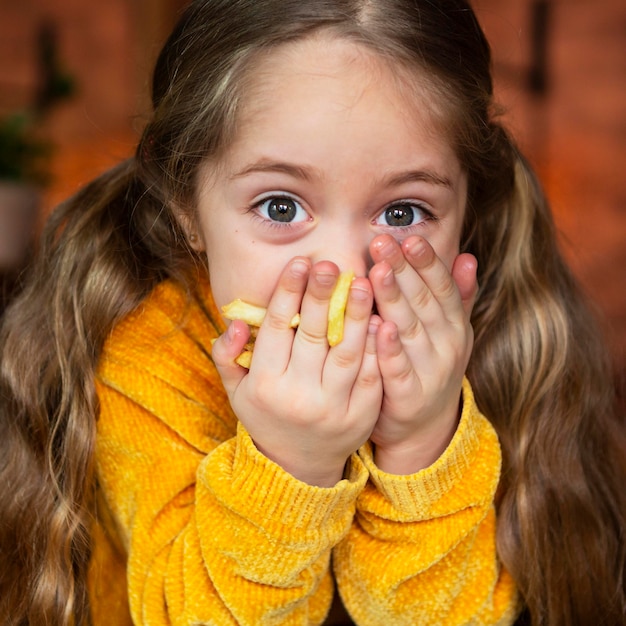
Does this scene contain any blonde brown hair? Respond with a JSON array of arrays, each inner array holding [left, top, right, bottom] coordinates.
[[1, 1, 624, 624]]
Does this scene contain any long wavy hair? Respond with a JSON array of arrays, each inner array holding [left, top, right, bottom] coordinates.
[[1, 1, 624, 624]]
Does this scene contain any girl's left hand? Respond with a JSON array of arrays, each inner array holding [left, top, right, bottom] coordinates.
[[368, 234, 478, 475]]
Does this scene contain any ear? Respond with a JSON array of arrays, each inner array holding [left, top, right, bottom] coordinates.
[[172, 205, 206, 253]]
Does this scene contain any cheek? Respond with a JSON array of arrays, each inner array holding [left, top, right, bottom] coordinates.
[[430, 234, 462, 272], [443, 238, 462, 268], [440, 208, 466, 270], [205, 241, 288, 309]]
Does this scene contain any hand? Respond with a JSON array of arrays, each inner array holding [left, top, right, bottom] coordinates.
[[212, 257, 383, 487], [368, 235, 478, 474]]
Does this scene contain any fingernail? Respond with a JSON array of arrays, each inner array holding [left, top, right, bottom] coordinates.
[[290, 258, 309, 278], [226, 322, 237, 344], [382, 267, 394, 286], [350, 284, 369, 300], [368, 319, 380, 334], [315, 271, 336, 286], [374, 238, 395, 257], [406, 237, 426, 259]]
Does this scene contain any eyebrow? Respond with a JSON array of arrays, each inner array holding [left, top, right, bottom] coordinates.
[[231, 158, 454, 189], [231, 159, 318, 182], [382, 169, 453, 190]]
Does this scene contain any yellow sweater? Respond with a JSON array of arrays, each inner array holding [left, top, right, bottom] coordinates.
[[88, 278, 519, 625]]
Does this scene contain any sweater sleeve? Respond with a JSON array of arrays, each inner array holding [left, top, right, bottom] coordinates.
[[333, 378, 520, 625], [93, 280, 368, 626]]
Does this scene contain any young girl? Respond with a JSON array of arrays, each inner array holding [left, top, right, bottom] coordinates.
[[1, 1, 624, 624]]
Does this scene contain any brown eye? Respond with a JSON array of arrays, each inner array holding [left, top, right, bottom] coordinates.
[[384, 205, 414, 226], [257, 196, 308, 223], [376, 202, 428, 228], [268, 198, 297, 222]]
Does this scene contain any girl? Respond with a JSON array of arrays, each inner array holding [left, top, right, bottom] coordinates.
[[1, 1, 624, 624]]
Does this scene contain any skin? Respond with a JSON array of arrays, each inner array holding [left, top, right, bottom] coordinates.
[[189, 35, 477, 486]]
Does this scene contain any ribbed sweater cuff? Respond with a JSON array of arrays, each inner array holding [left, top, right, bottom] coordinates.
[[199, 422, 369, 538], [357, 378, 500, 521]]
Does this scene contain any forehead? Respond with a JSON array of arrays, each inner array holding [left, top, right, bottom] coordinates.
[[236, 33, 449, 136], [215, 34, 458, 173]]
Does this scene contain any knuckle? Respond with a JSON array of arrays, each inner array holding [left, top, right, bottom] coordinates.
[[440, 275, 458, 301], [331, 348, 358, 370], [409, 287, 433, 311], [401, 317, 424, 343], [296, 325, 328, 346], [394, 364, 415, 386], [265, 308, 297, 332], [289, 398, 317, 424], [356, 370, 382, 391]]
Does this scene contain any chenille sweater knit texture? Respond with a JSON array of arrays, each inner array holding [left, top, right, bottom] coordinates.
[[88, 277, 519, 625]]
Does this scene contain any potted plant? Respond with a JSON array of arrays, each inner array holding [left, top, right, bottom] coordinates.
[[0, 112, 48, 272], [0, 21, 74, 280]]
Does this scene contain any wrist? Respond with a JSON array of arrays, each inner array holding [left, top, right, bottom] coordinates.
[[253, 440, 348, 487], [373, 404, 460, 475]]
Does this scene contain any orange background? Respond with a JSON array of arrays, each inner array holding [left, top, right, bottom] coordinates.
[[1, 0, 624, 395]]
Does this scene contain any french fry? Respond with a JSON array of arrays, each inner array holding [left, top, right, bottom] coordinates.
[[327, 270, 355, 346], [209, 338, 254, 369], [221, 299, 300, 329], [220, 300, 297, 369], [220, 270, 354, 367], [235, 350, 253, 369], [221, 299, 267, 327]]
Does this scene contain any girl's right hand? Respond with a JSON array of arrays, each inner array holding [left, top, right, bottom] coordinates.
[[212, 257, 382, 487]]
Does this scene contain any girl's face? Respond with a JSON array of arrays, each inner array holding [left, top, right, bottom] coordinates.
[[193, 35, 467, 311]]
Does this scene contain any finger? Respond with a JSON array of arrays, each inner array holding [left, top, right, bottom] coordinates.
[[323, 277, 374, 391], [369, 235, 435, 337], [211, 320, 250, 394], [370, 235, 466, 329], [375, 320, 421, 397], [451, 253, 478, 319], [401, 236, 465, 324], [370, 234, 419, 288], [252, 257, 311, 372], [290, 261, 339, 372], [346, 315, 383, 430]]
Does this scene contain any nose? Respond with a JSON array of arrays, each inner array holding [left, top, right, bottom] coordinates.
[[311, 225, 372, 277]]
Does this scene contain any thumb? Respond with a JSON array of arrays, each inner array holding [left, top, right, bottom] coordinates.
[[211, 320, 250, 393], [451, 253, 478, 319]]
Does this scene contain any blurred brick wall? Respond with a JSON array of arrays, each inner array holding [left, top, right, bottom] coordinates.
[[2, 0, 625, 389], [0, 0, 187, 209], [476, 0, 626, 383], [1, 0, 137, 132]]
